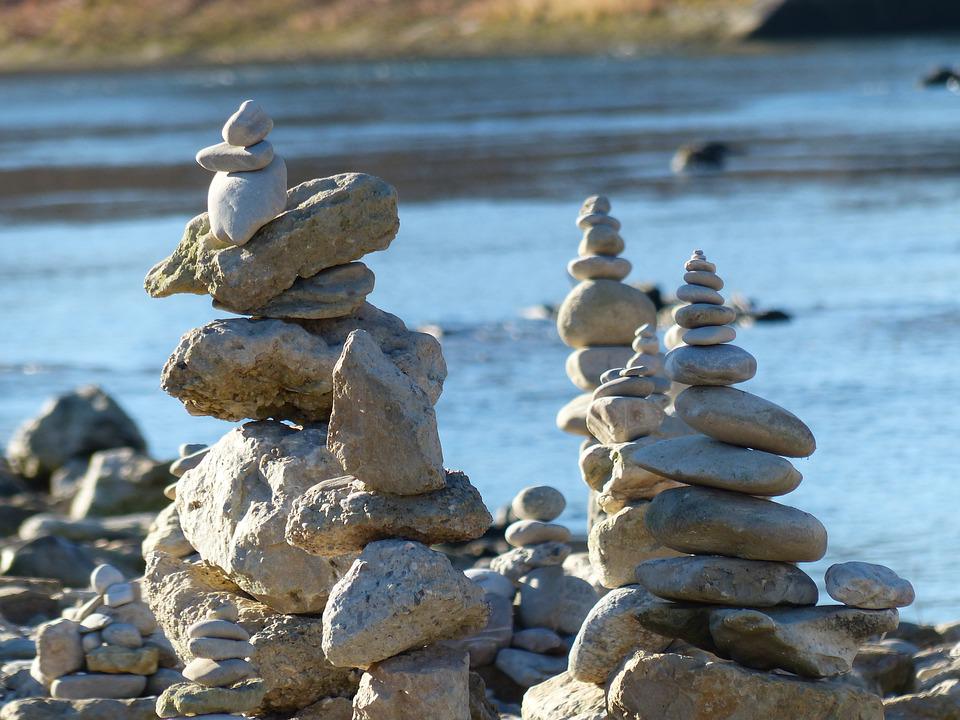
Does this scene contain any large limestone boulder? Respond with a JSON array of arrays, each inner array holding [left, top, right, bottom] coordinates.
[[144, 173, 400, 313], [142, 552, 359, 713], [5, 386, 145, 486], [161, 303, 445, 423], [175, 421, 354, 614], [520, 671, 608, 720], [607, 651, 884, 719]]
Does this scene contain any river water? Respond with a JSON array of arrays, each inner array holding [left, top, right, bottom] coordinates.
[[1, 39, 958, 622]]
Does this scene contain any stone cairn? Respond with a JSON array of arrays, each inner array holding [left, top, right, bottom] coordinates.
[[563, 250, 915, 720], [141, 105, 495, 718], [31, 564, 180, 703]]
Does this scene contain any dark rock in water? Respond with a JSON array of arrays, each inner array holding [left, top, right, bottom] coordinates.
[[671, 141, 735, 174], [0, 536, 95, 587], [920, 66, 960, 87], [743, 0, 960, 38]]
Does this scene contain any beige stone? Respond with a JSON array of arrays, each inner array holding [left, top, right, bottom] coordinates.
[[512, 485, 566, 522], [520, 671, 607, 720], [566, 347, 634, 391], [579, 224, 624, 256], [0, 697, 157, 720], [568, 255, 631, 281], [579, 442, 614, 491], [183, 657, 254, 686], [588, 504, 679, 589], [683, 270, 723, 290], [489, 542, 570, 581], [31, 619, 83, 686], [505, 520, 571, 547], [557, 280, 656, 348], [607, 438, 683, 503], [49, 673, 147, 700], [556, 393, 593, 436], [586, 396, 664, 444], [664, 344, 757, 386], [675, 303, 737, 329], [156, 679, 265, 717], [683, 325, 735, 345], [593, 376, 656, 400], [676, 283, 724, 305], [85, 645, 159, 675]]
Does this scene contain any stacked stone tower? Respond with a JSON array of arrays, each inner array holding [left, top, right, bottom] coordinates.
[[141, 107, 493, 717]]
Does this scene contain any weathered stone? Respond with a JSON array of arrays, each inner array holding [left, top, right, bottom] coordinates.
[[141, 504, 193, 559], [605, 438, 683, 505], [183, 656, 254, 686], [512, 486, 566, 522], [646, 486, 828, 562], [556, 393, 592, 436], [30, 619, 83, 686], [569, 585, 670, 684], [579, 442, 614, 491], [69, 448, 171, 518], [520, 671, 607, 720], [637, 556, 818, 607], [566, 347, 635, 391], [145, 668, 184, 696], [665, 344, 757, 386], [0, 697, 157, 720], [5, 386, 146, 485], [586, 396, 664, 445], [505, 520, 571, 547], [322, 540, 488, 668], [489, 542, 571, 582], [161, 303, 444, 423], [175, 421, 354, 614], [286, 472, 491, 556], [85, 645, 158, 675], [608, 651, 884, 720], [854, 639, 917, 696], [353, 645, 470, 720], [512, 628, 565, 655], [588, 503, 679, 589], [684, 325, 736, 345], [291, 696, 354, 720], [825, 562, 915, 609], [99, 623, 141, 649], [625, 435, 802, 496], [468, 672, 500, 720], [675, 386, 816, 458], [145, 174, 400, 310], [156, 679, 265, 717], [328, 329, 445, 494], [495, 648, 567, 689], [49, 673, 147, 700], [557, 280, 656, 348]]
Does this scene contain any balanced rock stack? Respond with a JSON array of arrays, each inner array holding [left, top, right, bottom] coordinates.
[[156, 606, 264, 719], [602, 250, 913, 719], [555, 195, 656, 438], [31, 564, 179, 702]]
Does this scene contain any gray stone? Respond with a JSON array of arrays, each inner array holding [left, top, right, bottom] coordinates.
[[196, 139, 274, 172], [586, 396, 664, 444], [676, 283, 724, 305], [593, 375, 657, 400], [30, 619, 83, 686], [512, 629, 564, 654], [675, 386, 817, 458], [505, 520, 571, 547], [1, 537, 95, 588], [569, 585, 670, 684], [568, 255, 631, 281], [588, 503, 679, 589], [578, 442, 614, 491], [495, 648, 567, 689], [141, 504, 193, 559], [90, 565, 124, 594], [566, 346, 634, 391], [100, 623, 141, 649], [553, 575, 600, 636], [853, 639, 917, 696], [169, 447, 209, 478], [145, 174, 399, 312], [557, 280, 656, 348], [322, 540, 488, 668], [625, 435, 802, 496], [463, 592, 513, 667], [81, 634, 101, 653], [825, 562, 915, 609], [221, 100, 273, 146], [103, 583, 134, 607], [69, 448, 172, 518], [85, 645, 158, 675], [0, 697, 157, 720], [188, 619, 250, 642], [175, 421, 353, 614], [555, 393, 592, 436], [646, 486, 828, 562], [604, 438, 683, 506], [637, 556, 818, 607], [145, 668, 184, 696], [183, 657, 254, 686], [328, 329, 445, 495], [49, 673, 147, 699], [519, 671, 607, 720], [464, 569, 516, 599], [208, 155, 287, 246], [161, 303, 444, 423], [883, 678, 960, 720], [188, 637, 254, 661], [156, 678, 265, 717], [665, 344, 757, 386], [517, 566, 564, 630], [675, 302, 737, 329], [684, 269, 723, 290], [511, 486, 566, 522], [684, 325, 736, 345], [20, 514, 152, 543], [489, 542, 571, 582], [578, 224, 624, 256], [286, 472, 491, 556]]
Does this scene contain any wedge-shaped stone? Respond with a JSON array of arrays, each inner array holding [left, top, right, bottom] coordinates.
[[636, 556, 818, 607], [285, 472, 491, 556], [626, 435, 802, 496], [145, 174, 399, 310], [665, 344, 757, 386], [322, 541, 488, 668], [161, 303, 445, 423], [675, 386, 816, 457], [608, 651, 884, 720], [175, 421, 355, 614], [646, 486, 828, 562], [328, 329, 445, 495]]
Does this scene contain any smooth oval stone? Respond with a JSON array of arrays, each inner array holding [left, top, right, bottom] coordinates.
[[566, 346, 634, 391], [170, 447, 210, 478], [685, 256, 716, 273], [586, 396, 665, 445], [464, 568, 516, 599], [581, 195, 611, 214], [183, 657, 254, 687], [505, 520, 572, 547], [675, 303, 737, 329], [593, 376, 655, 401], [555, 392, 592, 437], [576, 212, 621, 231], [208, 155, 287, 246], [512, 486, 566, 522], [676, 284, 724, 305], [196, 140, 274, 172], [683, 325, 736, 346], [188, 619, 249, 642], [675, 386, 817, 457], [221, 100, 273, 146], [557, 280, 656, 348], [665, 344, 757, 386], [637, 556, 819, 607], [188, 637, 255, 661], [579, 224, 624, 256], [104, 582, 135, 607], [684, 270, 723, 290], [646, 486, 828, 562], [626, 435, 802, 496], [825, 562, 915, 609], [568, 255, 631, 282], [207, 605, 239, 622], [90, 565, 124, 594]]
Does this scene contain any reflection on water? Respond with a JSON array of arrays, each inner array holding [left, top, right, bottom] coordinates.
[[1, 39, 959, 621]]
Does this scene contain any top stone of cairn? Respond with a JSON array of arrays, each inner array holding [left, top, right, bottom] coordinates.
[[222, 100, 274, 146]]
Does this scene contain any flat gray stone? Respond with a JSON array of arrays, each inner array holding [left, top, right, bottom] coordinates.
[[188, 637, 255, 661], [665, 344, 757, 386], [463, 569, 515, 599], [675, 302, 737, 329], [188, 619, 250, 642], [50, 673, 147, 699], [825, 562, 915, 609], [568, 255, 631, 281], [504, 520, 571, 547], [208, 155, 287, 246], [156, 679, 265, 717], [221, 100, 273, 146], [1, 697, 158, 719], [196, 140, 274, 172], [637, 555, 818, 606], [646, 486, 828, 562]]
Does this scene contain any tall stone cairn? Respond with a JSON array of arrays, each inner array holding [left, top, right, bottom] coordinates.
[[141, 107, 492, 717]]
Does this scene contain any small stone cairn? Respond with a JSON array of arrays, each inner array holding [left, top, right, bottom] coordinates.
[[31, 564, 180, 701]]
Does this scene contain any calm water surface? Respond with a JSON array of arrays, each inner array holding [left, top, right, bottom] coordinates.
[[1, 40, 958, 621]]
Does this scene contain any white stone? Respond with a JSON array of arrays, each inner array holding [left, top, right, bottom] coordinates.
[[208, 155, 287, 246], [90, 565, 124, 594], [221, 100, 273, 146]]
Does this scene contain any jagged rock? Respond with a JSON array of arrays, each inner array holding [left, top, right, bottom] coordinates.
[[588, 503, 678, 589], [175, 421, 354, 614], [322, 540, 488, 668], [520, 671, 607, 720], [68, 448, 172, 518], [608, 651, 884, 720], [287, 472, 491, 556], [144, 174, 400, 311], [327, 329, 445, 495], [0, 697, 158, 720], [160, 303, 444, 423], [5, 386, 145, 485]]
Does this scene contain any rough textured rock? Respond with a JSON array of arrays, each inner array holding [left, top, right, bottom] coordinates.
[[586, 396, 664, 445], [322, 540, 488, 668], [30, 619, 83, 686], [353, 645, 470, 720], [0, 697, 158, 720], [606, 438, 683, 503], [287, 472, 491, 556], [145, 174, 399, 310], [142, 552, 359, 713], [825, 562, 915, 609], [69, 448, 171, 518], [520, 671, 608, 720], [161, 303, 444, 423], [557, 280, 656, 348], [328, 329, 445, 495], [5, 386, 146, 485], [569, 585, 670, 684], [588, 503, 679, 589], [489, 542, 571, 582], [608, 651, 884, 720], [156, 679, 264, 716], [142, 503, 193, 559], [175, 421, 354, 614]]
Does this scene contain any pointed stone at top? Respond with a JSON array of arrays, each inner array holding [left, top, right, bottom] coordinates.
[[685, 249, 716, 274], [581, 195, 611, 215], [222, 100, 274, 147], [576, 196, 620, 231]]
